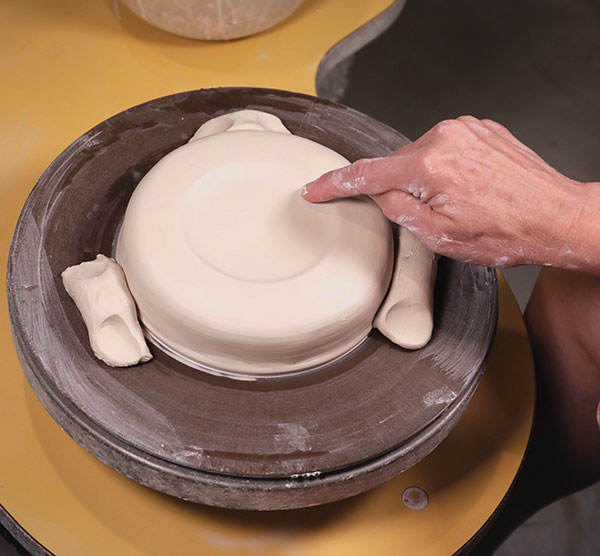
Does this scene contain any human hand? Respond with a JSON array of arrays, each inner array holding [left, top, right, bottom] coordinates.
[[302, 116, 600, 271]]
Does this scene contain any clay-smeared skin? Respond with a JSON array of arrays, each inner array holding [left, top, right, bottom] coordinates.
[[61, 255, 152, 367], [303, 116, 600, 274]]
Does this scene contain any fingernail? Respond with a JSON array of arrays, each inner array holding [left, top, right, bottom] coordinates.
[[300, 184, 309, 196]]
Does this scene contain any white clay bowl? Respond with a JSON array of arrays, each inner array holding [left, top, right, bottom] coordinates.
[[116, 110, 394, 376]]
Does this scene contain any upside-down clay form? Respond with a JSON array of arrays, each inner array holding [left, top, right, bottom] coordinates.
[[115, 110, 394, 376]]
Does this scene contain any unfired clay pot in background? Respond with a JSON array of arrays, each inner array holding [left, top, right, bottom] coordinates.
[[120, 0, 305, 40]]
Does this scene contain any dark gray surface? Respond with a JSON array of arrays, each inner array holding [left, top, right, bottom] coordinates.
[[7, 88, 497, 510], [316, 0, 406, 100], [342, 0, 600, 184]]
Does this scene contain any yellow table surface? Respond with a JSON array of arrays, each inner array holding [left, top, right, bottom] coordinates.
[[0, 1, 535, 554]]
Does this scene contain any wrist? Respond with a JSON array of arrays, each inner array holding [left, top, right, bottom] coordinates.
[[553, 181, 600, 274]]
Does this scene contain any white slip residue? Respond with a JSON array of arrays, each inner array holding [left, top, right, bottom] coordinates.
[[423, 386, 457, 407], [423, 153, 438, 175], [273, 423, 311, 453], [394, 214, 415, 225], [403, 223, 421, 234], [177, 446, 204, 460], [407, 182, 428, 200], [331, 170, 366, 194]]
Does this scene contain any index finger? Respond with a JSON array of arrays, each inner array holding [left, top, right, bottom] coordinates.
[[301, 150, 415, 203]]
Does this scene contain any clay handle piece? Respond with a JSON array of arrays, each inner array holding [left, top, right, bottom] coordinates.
[[190, 109, 292, 141], [374, 227, 438, 349], [62, 255, 152, 367]]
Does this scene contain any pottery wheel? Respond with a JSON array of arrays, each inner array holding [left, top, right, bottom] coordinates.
[[7, 88, 497, 510]]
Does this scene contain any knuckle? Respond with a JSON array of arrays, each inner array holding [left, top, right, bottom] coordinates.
[[457, 115, 481, 125], [432, 119, 459, 136], [415, 147, 441, 175], [432, 117, 478, 140], [482, 118, 508, 133], [350, 158, 372, 176], [431, 117, 487, 148]]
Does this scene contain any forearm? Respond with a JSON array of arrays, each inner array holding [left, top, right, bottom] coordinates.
[[524, 268, 600, 485]]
